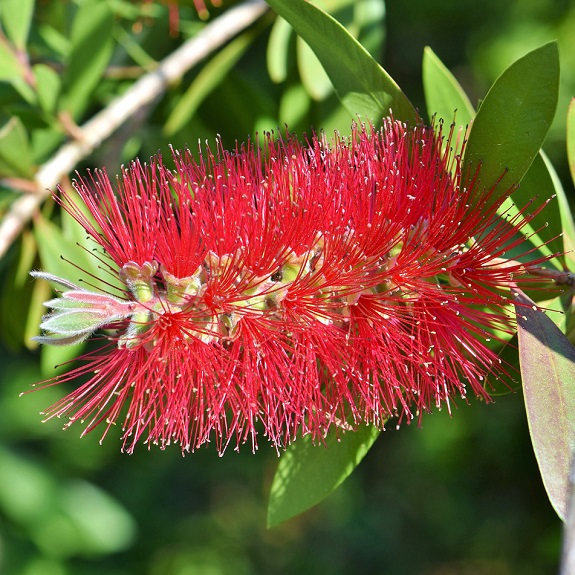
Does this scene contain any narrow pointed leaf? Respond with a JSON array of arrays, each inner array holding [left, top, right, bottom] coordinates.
[[0, 0, 35, 50], [60, 0, 114, 119], [0, 117, 34, 178], [267, 425, 380, 527], [422, 47, 474, 126], [165, 29, 257, 136], [265, 0, 418, 124], [463, 42, 559, 203], [513, 287, 575, 521], [539, 150, 575, 267], [568, 99, 575, 187], [493, 151, 564, 265], [33, 63, 61, 114]]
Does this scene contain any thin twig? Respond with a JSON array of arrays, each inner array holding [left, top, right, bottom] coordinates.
[[0, 0, 268, 261]]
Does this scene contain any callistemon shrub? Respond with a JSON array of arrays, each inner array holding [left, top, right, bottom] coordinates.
[[31, 119, 546, 454]]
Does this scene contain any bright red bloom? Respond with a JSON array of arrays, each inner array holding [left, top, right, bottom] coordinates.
[[32, 119, 548, 453]]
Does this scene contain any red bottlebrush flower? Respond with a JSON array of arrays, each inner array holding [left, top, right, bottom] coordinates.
[[31, 119, 550, 454]]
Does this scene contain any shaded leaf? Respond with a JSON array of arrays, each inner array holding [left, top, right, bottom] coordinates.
[[463, 42, 559, 204], [266, 0, 418, 124], [513, 287, 575, 521], [0, 448, 135, 555], [165, 29, 258, 136], [0, 230, 41, 349], [60, 0, 114, 119], [267, 425, 380, 527], [422, 46, 474, 126]]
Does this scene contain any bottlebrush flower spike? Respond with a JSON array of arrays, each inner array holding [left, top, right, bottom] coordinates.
[[30, 119, 553, 454]]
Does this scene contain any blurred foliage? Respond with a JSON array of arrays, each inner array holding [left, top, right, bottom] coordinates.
[[0, 0, 572, 573]]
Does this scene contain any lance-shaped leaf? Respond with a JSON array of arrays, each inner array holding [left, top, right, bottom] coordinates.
[[265, 0, 418, 124], [569, 99, 575, 186], [267, 425, 380, 527], [422, 46, 475, 127], [513, 287, 575, 521], [463, 42, 559, 205]]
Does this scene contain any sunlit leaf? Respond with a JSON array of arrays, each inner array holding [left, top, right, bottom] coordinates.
[[0, 116, 34, 178], [422, 46, 474, 126], [513, 287, 575, 521], [267, 425, 380, 527], [539, 150, 575, 267], [266, 15, 292, 84], [462, 42, 559, 205], [33, 63, 61, 114], [0, 0, 35, 50], [492, 151, 564, 266], [266, 0, 418, 124], [569, 99, 575, 187], [296, 0, 353, 102], [565, 99, 575, 263], [354, 0, 386, 57]]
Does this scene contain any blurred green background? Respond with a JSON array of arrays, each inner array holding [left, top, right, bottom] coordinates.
[[0, 0, 573, 573]]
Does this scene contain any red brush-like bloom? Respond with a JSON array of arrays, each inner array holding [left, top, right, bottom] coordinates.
[[31, 119, 550, 453]]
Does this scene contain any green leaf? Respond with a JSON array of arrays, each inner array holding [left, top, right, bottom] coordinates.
[[57, 480, 136, 555], [165, 29, 258, 136], [0, 117, 34, 178], [564, 100, 575, 267], [0, 0, 35, 50], [354, 0, 386, 58], [267, 425, 380, 527], [568, 98, 575, 191], [296, 37, 333, 101], [463, 42, 559, 203], [296, 0, 352, 102], [0, 41, 23, 81], [266, 15, 292, 84], [265, 0, 418, 124], [33, 63, 61, 114], [513, 287, 575, 521], [422, 46, 475, 126], [278, 83, 311, 128], [34, 209, 122, 293], [539, 150, 575, 267], [494, 151, 564, 265], [60, 0, 114, 119], [0, 230, 42, 349]]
